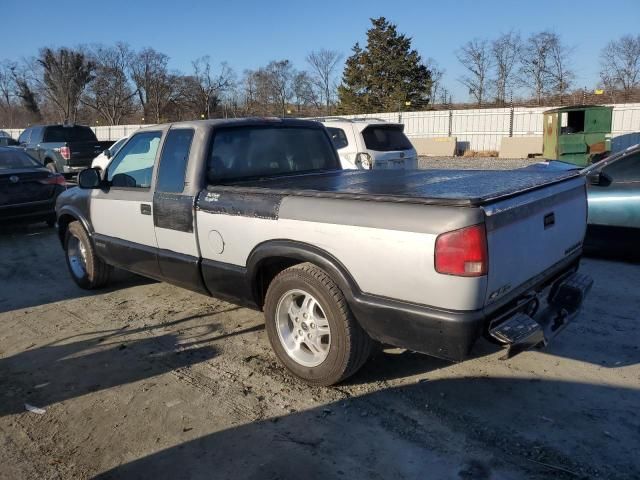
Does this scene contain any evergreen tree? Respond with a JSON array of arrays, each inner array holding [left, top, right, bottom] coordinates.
[[338, 17, 432, 114]]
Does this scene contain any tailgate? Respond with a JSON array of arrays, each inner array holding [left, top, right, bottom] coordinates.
[[482, 177, 587, 306], [68, 141, 104, 166], [372, 150, 418, 169]]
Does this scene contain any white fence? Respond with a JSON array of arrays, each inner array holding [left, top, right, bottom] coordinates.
[[344, 103, 640, 152], [4, 103, 640, 154]]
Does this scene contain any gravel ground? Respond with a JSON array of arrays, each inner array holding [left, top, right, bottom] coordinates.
[[418, 156, 541, 170], [0, 223, 639, 480]]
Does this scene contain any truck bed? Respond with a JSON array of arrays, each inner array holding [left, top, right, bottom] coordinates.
[[209, 169, 581, 207]]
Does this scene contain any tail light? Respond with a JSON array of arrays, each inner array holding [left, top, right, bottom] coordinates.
[[355, 152, 372, 169], [435, 224, 488, 277], [59, 146, 71, 160], [39, 174, 66, 186]]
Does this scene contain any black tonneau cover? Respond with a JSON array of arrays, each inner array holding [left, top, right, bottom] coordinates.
[[209, 169, 582, 207]]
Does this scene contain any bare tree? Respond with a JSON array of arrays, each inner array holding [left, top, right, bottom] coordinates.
[[0, 60, 15, 111], [306, 49, 342, 114], [491, 32, 520, 105], [600, 34, 640, 100], [457, 39, 492, 106], [424, 58, 444, 105], [291, 71, 319, 113], [129, 47, 173, 122], [82, 43, 137, 125], [264, 60, 293, 117], [547, 33, 574, 104], [187, 56, 234, 118], [36, 47, 94, 123], [519, 31, 555, 105]]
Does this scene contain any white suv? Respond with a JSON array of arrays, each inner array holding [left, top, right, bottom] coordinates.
[[318, 118, 418, 170]]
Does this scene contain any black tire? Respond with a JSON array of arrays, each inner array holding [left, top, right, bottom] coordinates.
[[64, 221, 111, 289], [264, 262, 372, 386], [45, 161, 57, 173]]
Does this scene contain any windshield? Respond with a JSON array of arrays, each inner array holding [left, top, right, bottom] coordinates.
[[362, 125, 413, 151], [208, 126, 340, 183], [0, 150, 41, 169], [110, 137, 128, 156], [43, 126, 97, 142]]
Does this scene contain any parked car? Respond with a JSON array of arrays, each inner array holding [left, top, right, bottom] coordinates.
[[0, 146, 66, 226], [17, 124, 113, 175], [526, 144, 640, 254], [56, 118, 592, 385], [582, 144, 640, 252], [92, 135, 130, 171], [318, 118, 418, 170], [0, 130, 18, 146]]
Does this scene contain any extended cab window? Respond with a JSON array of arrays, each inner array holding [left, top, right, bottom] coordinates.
[[156, 129, 194, 193], [107, 131, 162, 188], [326, 127, 348, 149], [208, 126, 339, 182], [362, 125, 413, 151], [602, 153, 640, 183], [43, 126, 97, 142]]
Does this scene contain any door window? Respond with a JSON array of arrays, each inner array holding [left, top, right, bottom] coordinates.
[[107, 131, 162, 188], [602, 153, 640, 183], [156, 129, 194, 193]]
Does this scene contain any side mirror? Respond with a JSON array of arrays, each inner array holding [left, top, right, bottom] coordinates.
[[586, 171, 612, 186], [78, 168, 102, 189], [103, 149, 112, 159]]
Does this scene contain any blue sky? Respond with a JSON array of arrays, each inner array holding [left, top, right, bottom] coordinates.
[[2, 0, 639, 100]]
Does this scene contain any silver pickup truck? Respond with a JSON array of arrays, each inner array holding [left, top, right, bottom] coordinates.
[[55, 118, 593, 385]]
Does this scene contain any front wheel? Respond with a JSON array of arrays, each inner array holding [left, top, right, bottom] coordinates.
[[64, 221, 111, 289], [264, 263, 372, 386]]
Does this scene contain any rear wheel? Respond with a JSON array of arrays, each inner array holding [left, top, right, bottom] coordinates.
[[45, 161, 57, 173], [64, 221, 111, 289], [264, 263, 372, 386]]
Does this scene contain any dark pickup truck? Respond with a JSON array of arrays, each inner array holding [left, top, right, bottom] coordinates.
[[18, 124, 113, 175], [56, 118, 593, 385]]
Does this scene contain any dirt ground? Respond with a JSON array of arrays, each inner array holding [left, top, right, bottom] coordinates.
[[0, 223, 639, 480]]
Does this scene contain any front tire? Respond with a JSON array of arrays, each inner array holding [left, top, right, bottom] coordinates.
[[64, 221, 111, 289], [264, 263, 372, 386]]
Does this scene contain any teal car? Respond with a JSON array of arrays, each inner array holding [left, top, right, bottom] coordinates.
[[525, 145, 640, 254], [582, 145, 640, 252]]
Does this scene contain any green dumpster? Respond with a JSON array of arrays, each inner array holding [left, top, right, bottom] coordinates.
[[542, 105, 612, 166]]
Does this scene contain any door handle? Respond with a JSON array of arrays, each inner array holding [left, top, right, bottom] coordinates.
[[140, 204, 152, 215]]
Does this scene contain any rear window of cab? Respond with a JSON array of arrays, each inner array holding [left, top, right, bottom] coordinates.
[[207, 126, 339, 183]]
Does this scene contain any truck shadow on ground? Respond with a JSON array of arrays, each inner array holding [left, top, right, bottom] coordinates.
[[91, 376, 640, 480], [0, 307, 255, 418]]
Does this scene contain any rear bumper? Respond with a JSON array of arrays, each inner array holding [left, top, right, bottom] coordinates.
[[63, 165, 86, 174], [350, 252, 583, 361]]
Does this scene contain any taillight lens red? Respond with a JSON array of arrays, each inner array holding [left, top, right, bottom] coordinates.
[[39, 174, 66, 186], [59, 146, 71, 160], [435, 224, 488, 277]]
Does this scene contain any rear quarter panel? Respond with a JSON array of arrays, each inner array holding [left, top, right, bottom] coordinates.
[[196, 194, 487, 310]]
